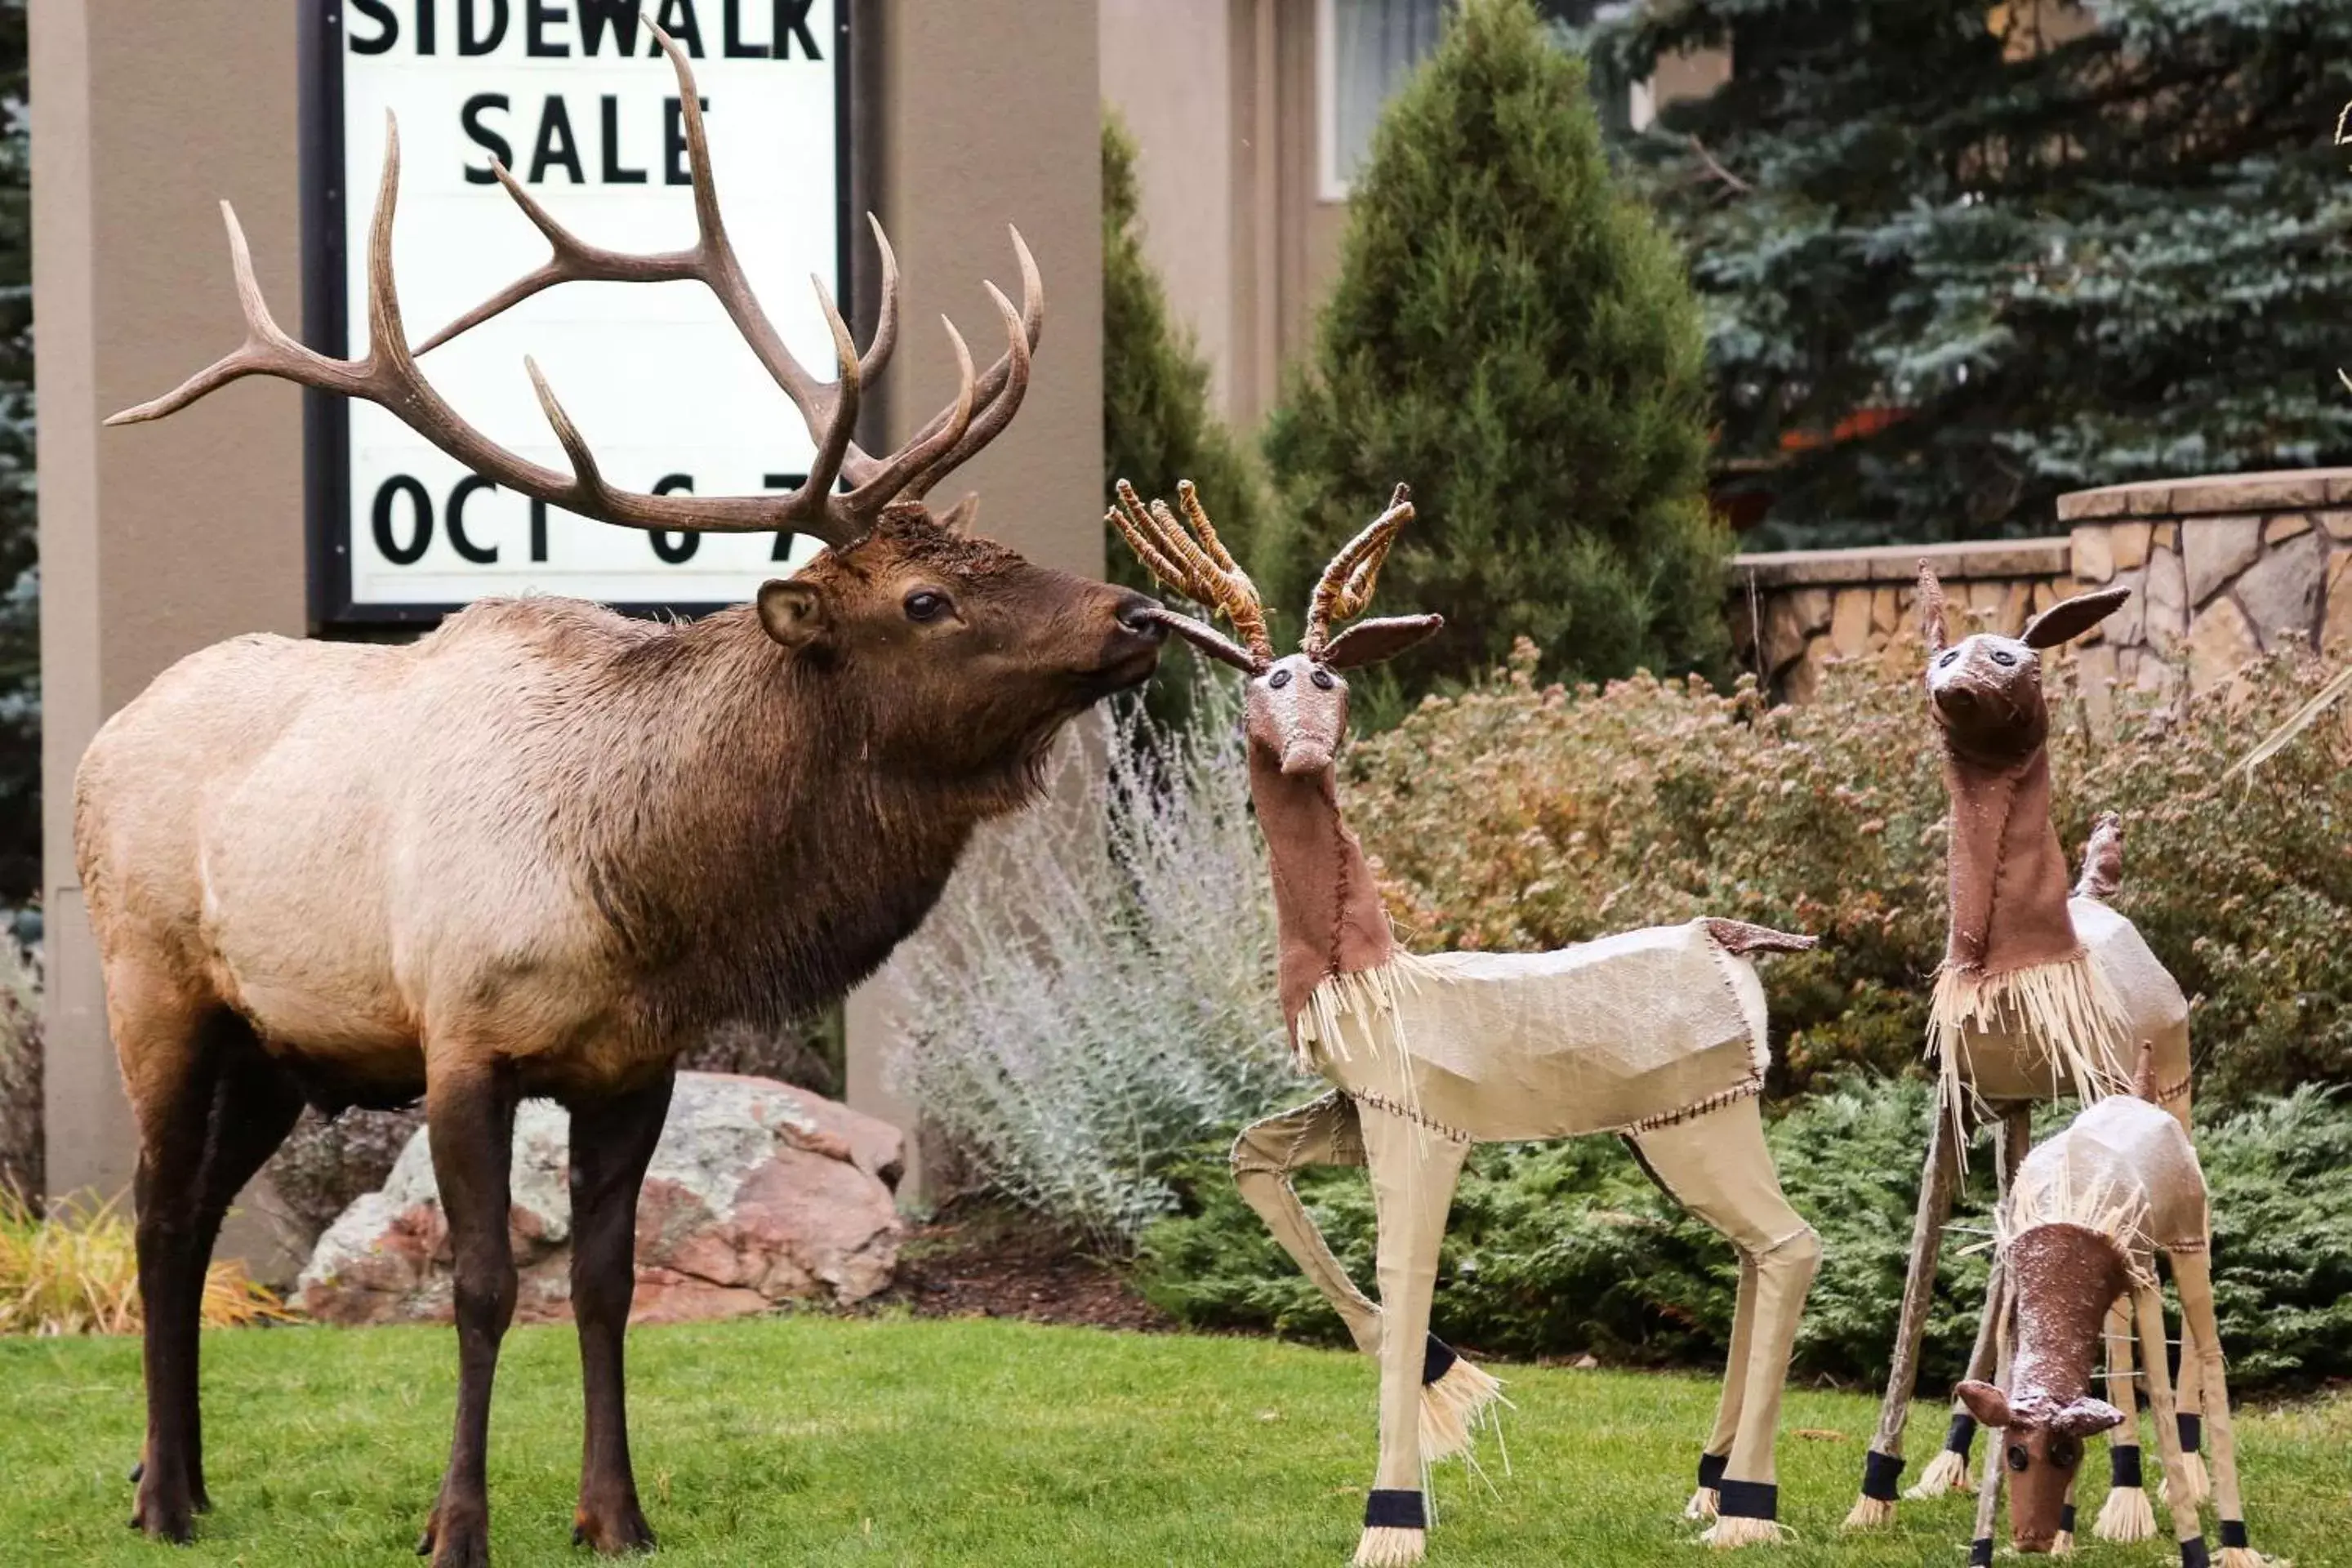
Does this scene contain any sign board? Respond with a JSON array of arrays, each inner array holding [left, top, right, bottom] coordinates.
[[301, 1, 849, 628]]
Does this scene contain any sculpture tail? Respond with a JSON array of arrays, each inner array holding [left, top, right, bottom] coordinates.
[[1701, 918, 1816, 958], [2074, 809, 2124, 901]]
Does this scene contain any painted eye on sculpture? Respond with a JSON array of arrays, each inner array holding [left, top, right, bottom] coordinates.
[[1940, 650, 1960, 666], [2049, 1437, 2081, 1469], [903, 590, 950, 623], [1267, 668, 1293, 689], [1991, 648, 2017, 666], [2007, 1444, 2030, 1472], [1311, 668, 1336, 690]]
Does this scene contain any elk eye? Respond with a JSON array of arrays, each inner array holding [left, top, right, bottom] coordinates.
[[903, 590, 950, 623], [2007, 1445, 2029, 1472], [1991, 648, 2017, 666], [1267, 668, 1293, 689], [2050, 1437, 2081, 1469], [1311, 668, 1336, 690]]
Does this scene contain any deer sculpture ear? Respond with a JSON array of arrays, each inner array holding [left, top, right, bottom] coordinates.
[[2022, 586, 2132, 650], [2050, 1396, 2127, 1439], [1141, 605, 1264, 675], [1323, 614, 1444, 671], [1954, 1380, 2014, 1430], [757, 579, 829, 650], [1918, 560, 1949, 653]]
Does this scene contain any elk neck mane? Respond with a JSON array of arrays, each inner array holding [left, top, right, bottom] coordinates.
[[457, 596, 1045, 1048]]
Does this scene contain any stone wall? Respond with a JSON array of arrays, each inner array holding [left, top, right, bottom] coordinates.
[[1732, 468, 2352, 715]]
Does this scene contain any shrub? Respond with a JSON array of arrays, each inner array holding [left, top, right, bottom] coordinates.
[[1260, 0, 1727, 697], [1102, 111, 1266, 588], [1347, 638, 2352, 1106], [0, 1189, 286, 1336], [1135, 1076, 2352, 1396], [889, 665, 1307, 1249]]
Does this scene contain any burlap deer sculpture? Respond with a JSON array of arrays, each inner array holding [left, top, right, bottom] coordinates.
[[1845, 564, 2203, 1544], [1956, 1047, 2271, 1566], [1110, 482, 1822, 1564]]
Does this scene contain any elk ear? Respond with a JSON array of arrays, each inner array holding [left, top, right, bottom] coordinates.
[[756, 579, 829, 650], [1323, 614, 1444, 671], [1141, 606, 1262, 675], [2051, 1396, 2126, 1439], [2022, 586, 2131, 650], [936, 492, 980, 532], [1955, 1379, 2014, 1430]]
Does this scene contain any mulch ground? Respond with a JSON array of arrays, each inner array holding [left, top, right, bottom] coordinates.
[[864, 1201, 1174, 1334]]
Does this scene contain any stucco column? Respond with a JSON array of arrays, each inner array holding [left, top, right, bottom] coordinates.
[[843, 0, 1105, 1203], [33, 2, 308, 1218]]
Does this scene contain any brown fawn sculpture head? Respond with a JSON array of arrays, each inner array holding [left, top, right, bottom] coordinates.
[[1107, 480, 1442, 774], [108, 22, 1165, 778], [1918, 563, 2131, 764]]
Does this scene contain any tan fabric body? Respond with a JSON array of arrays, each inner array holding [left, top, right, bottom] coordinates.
[[1298, 924, 1766, 1140], [2007, 1095, 2209, 1260]]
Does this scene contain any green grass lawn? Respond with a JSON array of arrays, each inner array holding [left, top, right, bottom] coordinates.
[[2, 1313, 2345, 1566]]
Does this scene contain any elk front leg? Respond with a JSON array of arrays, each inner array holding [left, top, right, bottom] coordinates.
[[1351, 1111, 1471, 1568], [2171, 1251, 2265, 1566], [418, 1062, 521, 1568], [568, 1071, 675, 1554], [2132, 1281, 2209, 1564], [1846, 1094, 1962, 1527], [1633, 1097, 1821, 1547]]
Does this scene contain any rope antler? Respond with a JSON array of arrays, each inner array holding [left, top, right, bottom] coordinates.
[[1304, 484, 1412, 657], [1107, 480, 1272, 662]]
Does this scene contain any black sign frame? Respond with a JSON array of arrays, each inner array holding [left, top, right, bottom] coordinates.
[[298, 1, 855, 633]]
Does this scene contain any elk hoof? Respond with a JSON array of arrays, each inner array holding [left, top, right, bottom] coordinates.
[[129, 1483, 194, 1545], [572, 1494, 657, 1554], [417, 1502, 492, 1568]]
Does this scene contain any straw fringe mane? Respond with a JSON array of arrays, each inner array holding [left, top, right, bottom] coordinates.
[[1998, 1142, 2155, 1290], [1929, 951, 2132, 1150]]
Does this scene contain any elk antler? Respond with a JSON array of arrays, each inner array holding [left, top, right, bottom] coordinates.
[[1303, 484, 1412, 657], [107, 24, 1040, 546], [1107, 479, 1272, 664]]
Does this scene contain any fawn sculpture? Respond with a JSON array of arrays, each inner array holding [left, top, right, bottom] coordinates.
[[1845, 565, 2203, 1542], [1109, 482, 1822, 1563], [1955, 1046, 2270, 1566]]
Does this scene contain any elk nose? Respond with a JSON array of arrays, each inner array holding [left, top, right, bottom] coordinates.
[[1115, 593, 1169, 642]]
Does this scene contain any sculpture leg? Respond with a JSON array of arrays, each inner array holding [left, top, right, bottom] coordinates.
[[2172, 1251, 2265, 1566], [1915, 1102, 2033, 1501], [417, 1062, 521, 1568], [2095, 1296, 2158, 1541], [1967, 1273, 2014, 1566], [568, 1070, 675, 1554], [1350, 1111, 1472, 1568], [1846, 1095, 1962, 1528], [1233, 1094, 1500, 1463], [2165, 1282, 2211, 1508], [1632, 1097, 1821, 1548], [2133, 1281, 2210, 1563]]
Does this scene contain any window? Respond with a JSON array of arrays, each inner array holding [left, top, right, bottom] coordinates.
[[1317, 0, 1446, 198]]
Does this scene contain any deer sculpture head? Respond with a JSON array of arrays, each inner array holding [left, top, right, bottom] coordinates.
[[109, 24, 1165, 777], [1107, 480, 1441, 775], [1918, 564, 2130, 765]]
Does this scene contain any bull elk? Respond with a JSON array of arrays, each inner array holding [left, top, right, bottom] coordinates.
[[83, 30, 1163, 1567], [1845, 566, 2202, 1545], [1109, 482, 1821, 1563]]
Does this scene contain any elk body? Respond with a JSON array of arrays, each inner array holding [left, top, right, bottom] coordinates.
[[1953, 1049, 2269, 1566], [82, 33, 1161, 1568], [1110, 483, 1822, 1564], [1846, 566, 2201, 1544]]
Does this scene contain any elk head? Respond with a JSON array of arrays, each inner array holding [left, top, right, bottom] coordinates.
[[1107, 481, 1441, 775], [1918, 563, 2130, 765], [108, 22, 1165, 773]]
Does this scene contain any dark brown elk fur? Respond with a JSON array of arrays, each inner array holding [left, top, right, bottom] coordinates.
[[82, 29, 1161, 1568]]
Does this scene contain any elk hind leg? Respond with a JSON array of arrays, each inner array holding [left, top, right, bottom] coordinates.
[[568, 1070, 675, 1554], [416, 1060, 520, 1568], [1351, 1112, 1471, 1568], [1633, 1097, 1820, 1547]]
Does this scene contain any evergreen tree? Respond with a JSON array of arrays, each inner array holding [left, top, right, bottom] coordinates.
[[1102, 112, 1266, 590], [1262, 0, 1726, 695], [1595, 0, 2352, 548], [0, 1, 33, 923]]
